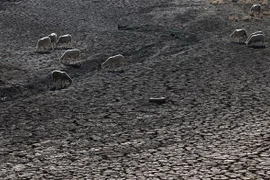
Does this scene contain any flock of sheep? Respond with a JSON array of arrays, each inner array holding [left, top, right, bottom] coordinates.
[[230, 4, 265, 46], [36, 33, 125, 89], [37, 33, 72, 52], [36, 3, 264, 90]]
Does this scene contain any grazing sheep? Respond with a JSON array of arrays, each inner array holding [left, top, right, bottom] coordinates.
[[249, 4, 262, 17], [60, 48, 80, 62], [230, 29, 248, 43], [52, 70, 72, 88], [56, 34, 72, 48], [48, 33, 57, 49], [37, 36, 53, 52], [101, 54, 125, 70], [149, 97, 167, 104], [245, 34, 265, 46], [246, 31, 264, 43]]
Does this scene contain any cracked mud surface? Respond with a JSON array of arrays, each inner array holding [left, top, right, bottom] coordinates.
[[1, 0, 270, 179]]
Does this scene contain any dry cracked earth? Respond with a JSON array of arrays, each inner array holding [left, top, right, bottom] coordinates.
[[1, 0, 270, 179]]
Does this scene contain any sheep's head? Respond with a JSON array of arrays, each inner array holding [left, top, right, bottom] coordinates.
[[63, 73, 72, 86], [101, 62, 106, 69], [247, 39, 253, 45], [101, 59, 110, 69], [230, 31, 238, 38], [67, 78, 73, 86], [243, 32, 248, 39], [80, 53, 87, 59], [59, 55, 64, 62]]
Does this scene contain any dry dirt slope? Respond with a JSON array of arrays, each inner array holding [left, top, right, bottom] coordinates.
[[1, 0, 270, 179]]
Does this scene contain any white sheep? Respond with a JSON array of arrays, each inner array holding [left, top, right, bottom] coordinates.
[[246, 31, 264, 43], [52, 70, 72, 88], [245, 34, 265, 46], [249, 4, 262, 17], [37, 36, 53, 52], [56, 34, 72, 48], [230, 29, 248, 43], [101, 54, 125, 70], [59, 48, 80, 62], [48, 33, 57, 49]]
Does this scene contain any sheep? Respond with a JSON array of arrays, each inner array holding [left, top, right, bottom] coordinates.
[[52, 70, 72, 88], [245, 34, 265, 46], [48, 33, 57, 49], [37, 36, 53, 52], [246, 31, 264, 43], [230, 29, 248, 43], [59, 48, 80, 62], [249, 4, 262, 17], [56, 34, 72, 48], [149, 97, 167, 104], [101, 54, 125, 70]]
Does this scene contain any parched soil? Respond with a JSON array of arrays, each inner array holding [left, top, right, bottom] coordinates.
[[1, 0, 270, 179]]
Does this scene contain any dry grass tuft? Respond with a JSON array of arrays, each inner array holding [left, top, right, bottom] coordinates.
[[242, 15, 252, 21], [253, 16, 263, 20], [227, 0, 268, 4], [207, 0, 226, 4], [229, 15, 253, 22], [263, 10, 270, 15], [262, 0, 268, 5], [229, 14, 240, 21]]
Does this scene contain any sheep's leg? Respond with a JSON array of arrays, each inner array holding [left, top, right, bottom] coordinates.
[[55, 81, 59, 89], [53, 78, 58, 89], [120, 62, 124, 70], [67, 80, 71, 87], [52, 79, 56, 88], [60, 79, 63, 89], [108, 63, 111, 71]]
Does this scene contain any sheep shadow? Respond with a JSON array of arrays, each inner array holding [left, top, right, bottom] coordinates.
[[61, 62, 82, 68], [50, 85, 71, 91], [55, 47, 73, 50], [230, 41, 246, 45], [107, 69, 125, 73], [35, 51, 52, 54], [247, 45, 266, 49]]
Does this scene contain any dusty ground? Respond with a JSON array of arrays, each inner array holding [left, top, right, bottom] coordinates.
[[1, 0, 270, 179]]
